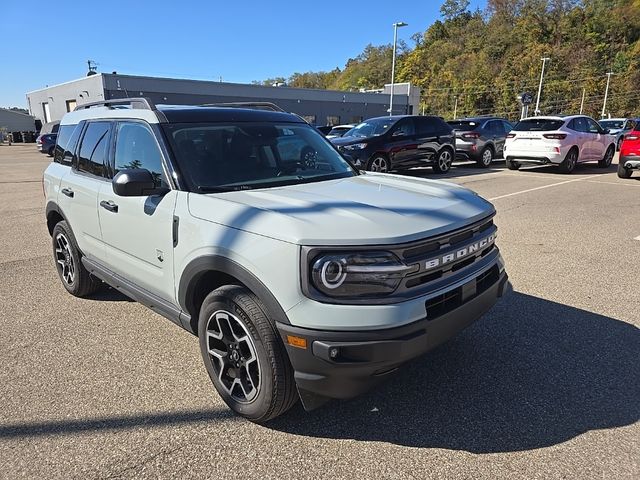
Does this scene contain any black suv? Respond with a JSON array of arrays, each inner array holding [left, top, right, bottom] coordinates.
[[448, 117, 514, 168], [331, 115, 456, 173]]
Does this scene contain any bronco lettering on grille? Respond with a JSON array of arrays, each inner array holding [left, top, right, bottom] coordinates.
[[424, 233, 496, 271]]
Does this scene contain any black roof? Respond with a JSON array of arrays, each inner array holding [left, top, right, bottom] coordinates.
[[450, 117, 506, 122], [156, 105, 306, 124]]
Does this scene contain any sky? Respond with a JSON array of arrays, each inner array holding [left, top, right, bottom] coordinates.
[[0, 0, 486, 108]]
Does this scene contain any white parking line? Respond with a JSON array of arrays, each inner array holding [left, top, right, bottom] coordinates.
[[586, 180, 640, 187], [488, 177, 590, 201], [635, 235, 640, 241]]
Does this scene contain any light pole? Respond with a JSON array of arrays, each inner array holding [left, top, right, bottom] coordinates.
[[389, 21, 408, 116], [534, 57, 550, 116], [580, 87, 586, 114], [602, 72, 614, 118], [453, 95, 458, 119]]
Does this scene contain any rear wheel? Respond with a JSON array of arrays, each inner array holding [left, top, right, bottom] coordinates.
[[367, 155, 389, 173], [617, 162, 633, 178], [506, 158, 521, 170], [432, 148, 453, 173], [198, 285, 298, 423], [476, 146, 494, 168], [51, 221, 101, 297], [558, 148, 578, 174], [598, 145, 615, 168]]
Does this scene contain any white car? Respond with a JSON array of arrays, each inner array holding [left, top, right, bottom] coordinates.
[[326, 124, 355, 139], [504, 115, 616, 173]]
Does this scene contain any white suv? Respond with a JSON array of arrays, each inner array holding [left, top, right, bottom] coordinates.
[[44, 98, 510, 422], [504, 115, 616, 173]]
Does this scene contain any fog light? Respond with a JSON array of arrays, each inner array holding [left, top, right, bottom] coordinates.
[[329, 347, 339, 359]]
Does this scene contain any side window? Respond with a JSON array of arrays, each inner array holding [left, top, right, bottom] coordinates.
[[114, 122, 167, 188], [393, 119, 415, 136], [416, 117, 437, 135], [77, 122, 111, 178], [485, 121, 500, 134], [586, 118, 601, 134], [502, 121, 514, 134], [54, 124, 82, 165], [573, 117, 588, 133]]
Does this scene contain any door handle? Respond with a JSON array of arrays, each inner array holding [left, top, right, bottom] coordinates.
[[61, 187, 74, 198], [100, 200, 118, 213]]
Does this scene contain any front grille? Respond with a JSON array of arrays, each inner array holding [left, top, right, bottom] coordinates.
[[401, 218, 494, 260], [426, 265, 500, 320]]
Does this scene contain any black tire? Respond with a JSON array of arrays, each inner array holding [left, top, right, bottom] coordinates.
[[198, 285, 298, 423], [558, 148, 578, 174], [51, 221, 102, 297], [506, 158, 521, 170], [367, 155, 389, 173], [616, 137, 622, 152], [432, 148, 453, 173], [47, 146, 54, 156], [617, 162, 633, 178], [476, 146, 494, 168], [598, 145, 615, 168]]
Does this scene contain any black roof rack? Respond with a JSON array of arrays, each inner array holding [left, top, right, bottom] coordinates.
[[74, 97, 157, 111], [201, 102, 285, 112]]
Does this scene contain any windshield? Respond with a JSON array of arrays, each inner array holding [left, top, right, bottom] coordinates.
[[599, 120, 624, 129], [513, 119, 565, 131], [447, 121, 478, 131], [342, 118, 395, 138], [164, 122, 356, 192]]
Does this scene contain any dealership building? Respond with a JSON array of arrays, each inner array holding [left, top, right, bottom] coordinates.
[[26, 73, 421, 126]]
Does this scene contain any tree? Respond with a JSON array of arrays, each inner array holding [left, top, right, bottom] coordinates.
[[440, 0, 470, 21]]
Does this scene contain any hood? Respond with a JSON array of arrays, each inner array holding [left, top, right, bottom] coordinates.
[[330, 135, 377, 146], [187, 173, 494, 246]]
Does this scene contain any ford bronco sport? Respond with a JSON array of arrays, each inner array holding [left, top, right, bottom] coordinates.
[[44, 98, 510, 422]]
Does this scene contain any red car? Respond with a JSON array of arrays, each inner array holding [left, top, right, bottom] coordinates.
[[618, 119, 640, 178]]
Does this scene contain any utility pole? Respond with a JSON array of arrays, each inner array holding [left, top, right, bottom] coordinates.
[[580, 87, 586, 114], [534, 57, 550, 116], [453, 95, 458, 120], [389, 21, 408, 116], [602, 72, 614, 118]]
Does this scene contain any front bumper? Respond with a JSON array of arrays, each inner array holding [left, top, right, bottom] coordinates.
[[621, 155, 640, 169], [277, 268, 510, 410]]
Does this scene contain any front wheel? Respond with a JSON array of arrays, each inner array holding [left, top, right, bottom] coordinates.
[[432, 148, 453, 173], [617, 137, 622, 151], [598, 145, 615, 168], [367, 155, 389, 173], [198, 285, 298, 423]]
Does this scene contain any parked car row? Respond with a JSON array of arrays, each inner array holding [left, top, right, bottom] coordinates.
[[320, 113, 636, 177]]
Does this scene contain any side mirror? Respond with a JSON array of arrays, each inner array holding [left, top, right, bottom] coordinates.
[[112, 168, 169, 197], [603, 128, 610, 134]]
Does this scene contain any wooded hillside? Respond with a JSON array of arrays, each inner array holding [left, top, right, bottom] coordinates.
[[258, 0, 640, 120]]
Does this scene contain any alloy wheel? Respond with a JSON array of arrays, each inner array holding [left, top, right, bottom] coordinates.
[[205, 310, 261, 404], [438, 150, 452, 171], [482, 148, 492, 166], [55, 233, 75, 285], [370, 157, 388, 172], [604, 148, 614, 167]]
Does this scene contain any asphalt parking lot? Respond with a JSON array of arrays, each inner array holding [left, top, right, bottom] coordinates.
[[0, 144, 638, 479]]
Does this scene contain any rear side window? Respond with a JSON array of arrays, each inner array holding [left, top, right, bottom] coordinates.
[[114, 122, 167, 188], [513, 119, 565, 131], [54, 124, 82, 165], [447, 121, 478, 131], [502, 121, 514, 133], [77, 122, 111, 178]]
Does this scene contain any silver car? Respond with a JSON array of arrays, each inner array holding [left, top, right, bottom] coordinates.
[[448, 117, 514, 168], [599, 118, 637, 151]]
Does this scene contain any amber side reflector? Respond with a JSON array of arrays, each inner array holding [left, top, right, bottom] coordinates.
[[286, 335, 307, 349]]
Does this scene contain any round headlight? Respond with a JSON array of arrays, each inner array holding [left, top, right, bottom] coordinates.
[[320, 258, 347, 289]]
